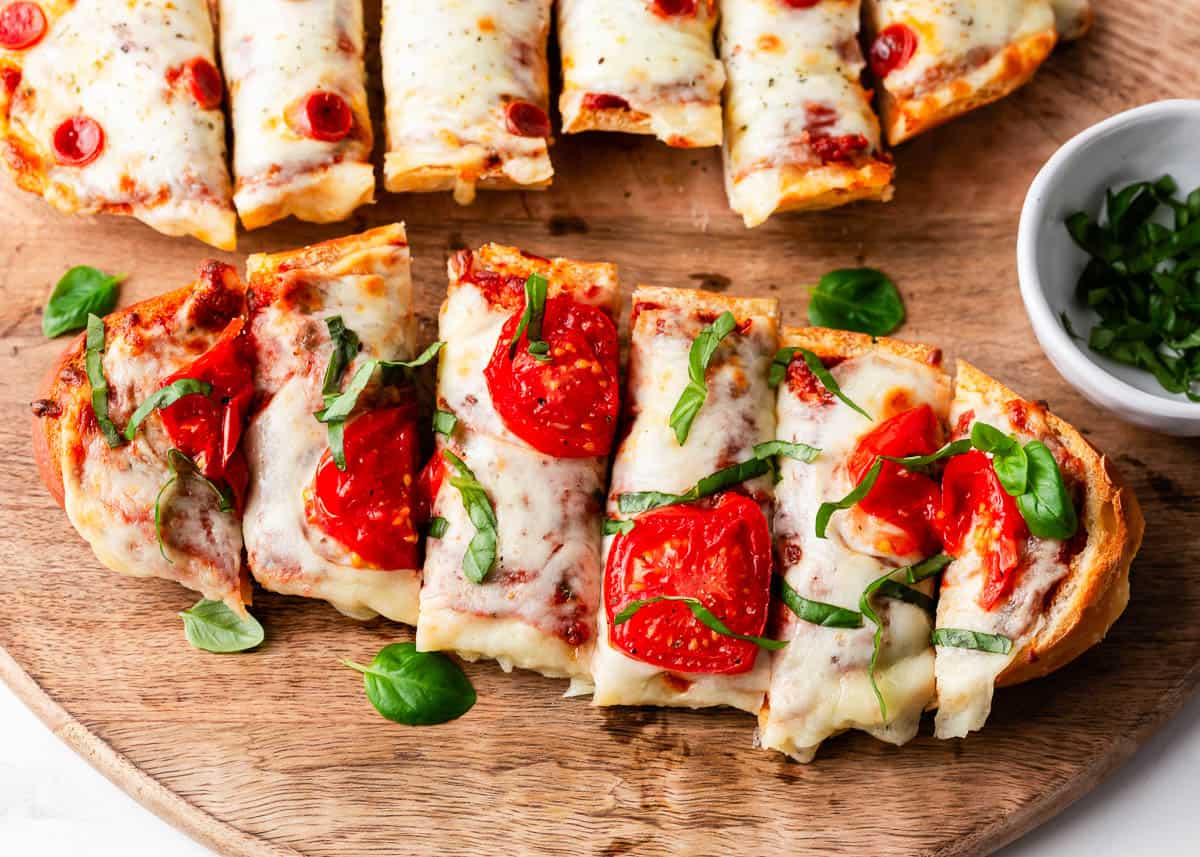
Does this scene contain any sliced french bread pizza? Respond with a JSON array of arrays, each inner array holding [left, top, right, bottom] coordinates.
[[418, 244, 620, 680], [761, 327, 951, 761], [593, 287, 779, 712], [557, 0, 725, 148], [32, 261, 252, 611], [932, 360, 1143, 738], [862, 1, 1059, 145], [719, 0, 894, 227], [242, 224, 424, 624]]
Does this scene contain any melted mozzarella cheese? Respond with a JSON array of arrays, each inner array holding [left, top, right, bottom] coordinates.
[[243, 230, 419, 624], [1051, 0, 1091, 39], [380, 0, 553, 201], [3, 0, 234, 248], [762, 351, 951, 761], [933, 388, 1070, 738], [219, 0, 374, 228], [557, 0, 724, 146]]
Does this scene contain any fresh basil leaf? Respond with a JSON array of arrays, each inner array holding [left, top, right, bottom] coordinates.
[[433, 409, 458, 436], [377, 340, 445, 371], [931, 628, 1013, 654], [322, 316, 360, 402], [180, 598, 264, 653], [807, 268, 905, 336], [508, 274, 551, 362], [341, 642, 476, 726], [318, 360, 375, 425], [443, 450, 498, 583], [614, 596, 787, 650], [775, 576, 862, 628], [668, 311, 737, 445], [797, 347, 872, 420], [616, 456, 770, 514], [603, 518, 635, 536], [768, 346, 795, 388], [84, 314, 123, 447], [43, 266, 124, 338], [123, 378, 212, 441], [1016, 441, 1078, 540], [752, 439, 821, 464], [427, 516, 448, 539], [970, 422, 1028, 496], [155, 449, 234, 563]]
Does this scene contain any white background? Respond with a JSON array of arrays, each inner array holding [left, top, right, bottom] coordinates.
[[1, 680, 1197, 855]]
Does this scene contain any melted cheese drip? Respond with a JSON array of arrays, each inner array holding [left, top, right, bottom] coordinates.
[[380, 0, 553, 199], [4, 0, 234, 248], [761, 352, 951, 762], [219, 0, 374, 227], [558, 0, 724, 146]]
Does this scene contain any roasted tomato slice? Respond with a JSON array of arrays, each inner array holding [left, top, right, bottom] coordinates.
[[484, 294, 620, 458], [940, 449, 1029, 610], [846, 404, 944, 557], [605, 493, 772, 675], [159, 319, 254, 502], [307, 404, 422, 570]]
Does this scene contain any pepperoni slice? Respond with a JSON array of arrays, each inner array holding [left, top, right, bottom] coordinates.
[[605, 493, 772, 675], [0, 3, 46, 50], [308, 405, 422, 570], [869, 23, 919, 79], [650, 0, 697, 16], [1, 66, 20, 95], [940, 450, 1030, 610], [582, 92, 631, 112], [781, 0, 821, 7], [505, 100, 550, 138], [484, 294, 620, 458], [185, 57, 223, 109], [301, 91, 352, 142], [52, 116, 103, 166]]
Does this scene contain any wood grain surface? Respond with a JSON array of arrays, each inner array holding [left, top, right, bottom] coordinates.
[[2, 4, 1198, 856]]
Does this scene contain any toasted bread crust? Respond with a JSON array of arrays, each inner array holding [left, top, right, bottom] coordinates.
[[561, 99, 723, 148], [247, 222, 408, 284], [780, 326, 945, 368], [632, 284, 780, 325], [448, 243, 621, 317]]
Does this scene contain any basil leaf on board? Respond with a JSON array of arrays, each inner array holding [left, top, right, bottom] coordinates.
[[617, 455, 770, 514], [775, 576, 862, 628], [668, 311, 737, 445], [341, 642, 476, 726], [1016, 441, 1079, 540], [427, 516, 449, 539], [123, 378, 212, 441], [442, 450, 498, 583], [970, 422, 1028, 496], [85, 314, 123, 447], [614, 596, 788, 651], [931, 628, 1013, 654], [508, 274, 551, 362], [433, 409, 458, 436], [752, 439, 822, 464], [603, 518, 635, 536], [807, 268, 905, 336], [43, 266, 124, 338], [179, 598, 264, 654], [155, 449, 234, 563]]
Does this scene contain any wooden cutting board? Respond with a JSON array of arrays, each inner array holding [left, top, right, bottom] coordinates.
[[2, 4, 1198, 856]]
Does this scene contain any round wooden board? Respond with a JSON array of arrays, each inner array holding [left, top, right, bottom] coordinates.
[[2, 4, 1198, 856]]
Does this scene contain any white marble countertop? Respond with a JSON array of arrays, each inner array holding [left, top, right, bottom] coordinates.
[[1, 679, 1197, 856]]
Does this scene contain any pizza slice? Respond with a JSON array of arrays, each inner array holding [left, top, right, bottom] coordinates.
[[32, 262, 251, 610], [933, 361, 1143, 738], [863, 0, 1059, 145], [592, 287, 779, 712], [219, 0, 375, 230], [557, 0, 725, 148], [381, 1, 554, 205], [242, 224, 423, 623], [760, 328, 950, 761], [720, 0, 894, 227], [0, 0, 235, 249], [418, 244, 621, 679]]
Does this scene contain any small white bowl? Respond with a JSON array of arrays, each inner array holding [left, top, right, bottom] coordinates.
[[1017, 99, 1200, 436]]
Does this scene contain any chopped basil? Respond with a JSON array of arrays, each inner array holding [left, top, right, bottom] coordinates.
[[1016, 441, 1078, 539], [442, 450, 498, 583], [180, 598, 264, 654], [769, 347, 872, 420], [378, 341, 445, 372], [603, 518, 635, 536], [614, 596, 787, 651], [669, 310, 737, 445], [617, 456, 770, 514], [43, 266, 124, 338], [154, 449, 234, 564], [775, 576, 862, 628], [752, 439, 821, 464], [432, 409, 458, 437], [321, 316, 361, 401], [508, 273, 551, 363], [123, 378, 212, 441], [341, 642, 476, 726], [84, 314, 122, 447], [427, 516, 449, 539], [970, 422, 1028, 496], [807, 268, 905, 337], [932, 627, 1013, 654]]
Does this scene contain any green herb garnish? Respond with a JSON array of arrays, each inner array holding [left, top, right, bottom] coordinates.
[[442, 450, 498, 583], [807, 268, 905, 336], [85, 313, 122, 447], [341, 643, 476, 726], [508, 273, 551, 363], [931, 628, 1013, 654], [614, 596, 787, 650], [617, 456, 770, 514], [154, 449, 234, 564], [669, 311, 737, 445], [427, 516, 449, 539], [768, 347, 872, 420], [603, 518, 635, 536], [775, 576, 862, 628], [433, 409, 458, 436], [43, 266, 124, 338], [124, 378, 212, 441], [180, 599, 264, 654]]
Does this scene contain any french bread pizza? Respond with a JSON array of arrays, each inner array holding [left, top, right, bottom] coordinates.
[[32, 261, 252, 611]]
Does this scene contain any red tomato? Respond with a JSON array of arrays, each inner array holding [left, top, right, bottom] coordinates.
[[414, 448, 446, 526], [307, 405, 421, 570], [2, 67, 21, 95], [504, 100, 550, 137], [870, 24, 918, 78], [810, 134, 870, 164], [650, 0, 696, 16], [847, 404, 943, 557], [301, 91, 352, 142], [582, 93, 632, 111], [52, 115, 103, 166], [605, 493, 772, 675], [185, 57, 223, 109], [0, 3, 46, 50], [780, 0, 821, 7], [939, 450, 1029, 609], [484, 295, 620, 458]]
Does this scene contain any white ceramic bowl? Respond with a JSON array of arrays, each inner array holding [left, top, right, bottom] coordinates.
[[1017, 99, 1200, 436]]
